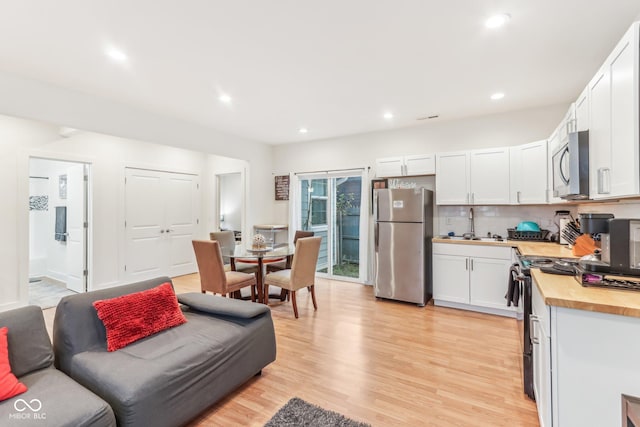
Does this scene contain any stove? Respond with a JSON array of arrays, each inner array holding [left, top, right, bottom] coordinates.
[[518, 256, 578, 275], [575, 265, 640, 291]]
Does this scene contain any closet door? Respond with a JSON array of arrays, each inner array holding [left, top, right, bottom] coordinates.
[[125, 169, 166, 280], [124, 168, 199, 280], [165, 172, 199, 277]]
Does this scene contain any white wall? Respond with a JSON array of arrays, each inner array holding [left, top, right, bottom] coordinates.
[[28, 177, 48, 277], [0, 71, 274, 233], [272, 103, 570, 222], [0, 112, 266, 310], [0, 115, 60, 309]]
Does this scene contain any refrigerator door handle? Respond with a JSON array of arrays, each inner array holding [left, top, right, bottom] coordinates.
[[375, 222, 379, 251]]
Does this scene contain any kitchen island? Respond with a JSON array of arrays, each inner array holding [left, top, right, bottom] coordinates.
[[433, 237, 640, 426]]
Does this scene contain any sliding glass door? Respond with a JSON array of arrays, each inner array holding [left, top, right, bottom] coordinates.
[[297, 171, 365, 281]]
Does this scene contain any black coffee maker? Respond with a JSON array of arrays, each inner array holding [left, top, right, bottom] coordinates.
[[579, 213, 640, 276]]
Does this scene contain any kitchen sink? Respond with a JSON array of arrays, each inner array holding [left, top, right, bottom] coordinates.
[[437, 236, 506, 242]]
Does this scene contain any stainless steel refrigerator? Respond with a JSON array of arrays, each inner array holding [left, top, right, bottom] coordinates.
[[374, 188, 433, 306]]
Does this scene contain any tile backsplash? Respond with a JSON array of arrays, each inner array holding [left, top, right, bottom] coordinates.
[[436, 205, 576, 238], [577, 199, 640, 219]]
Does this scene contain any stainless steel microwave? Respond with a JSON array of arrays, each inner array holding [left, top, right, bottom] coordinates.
[[551, 131, 590, 200]]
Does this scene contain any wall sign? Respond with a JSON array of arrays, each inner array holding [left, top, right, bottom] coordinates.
[[275, 175, 290, 201]]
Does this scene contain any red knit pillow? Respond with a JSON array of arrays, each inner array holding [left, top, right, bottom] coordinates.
[[0, 327, 27, 401], [93, 282, 187, 352]]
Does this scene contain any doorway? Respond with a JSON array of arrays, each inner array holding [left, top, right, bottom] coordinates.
[[297, 172, 365, 282], [29, 158, 89, 308], [217, 172, 243, 242]]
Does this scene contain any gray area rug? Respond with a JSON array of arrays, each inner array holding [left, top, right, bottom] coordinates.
[[29, 278, 77, 309], [265, 398, 370, 427]]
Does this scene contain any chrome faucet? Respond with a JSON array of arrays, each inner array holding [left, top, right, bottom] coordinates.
[[461, 207, 475, 239]]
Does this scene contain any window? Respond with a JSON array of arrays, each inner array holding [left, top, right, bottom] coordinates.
[[311, 197, 327, 225], [310, 179, 327, 226]]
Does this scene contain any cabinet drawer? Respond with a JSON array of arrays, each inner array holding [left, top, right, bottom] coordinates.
[[432, 243, 512, 260]]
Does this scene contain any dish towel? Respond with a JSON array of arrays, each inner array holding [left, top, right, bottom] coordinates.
[[505, 264, 521, 307]]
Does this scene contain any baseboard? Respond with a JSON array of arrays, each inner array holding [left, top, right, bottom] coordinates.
[[433, 300, 518, 318]]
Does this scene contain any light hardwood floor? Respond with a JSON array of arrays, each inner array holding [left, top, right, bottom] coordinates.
[[43, 274, 539, 426]]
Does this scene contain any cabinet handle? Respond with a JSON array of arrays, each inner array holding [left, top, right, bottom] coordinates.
[[517, 191, 521, 204], [530, 314, 539, 344], [566, 118, 576, 135], [465, 258, 469, 270], [597, 168, 611, 194], [470, 259, 474, 270]]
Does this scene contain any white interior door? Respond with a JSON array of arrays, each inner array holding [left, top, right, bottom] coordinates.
[[165, 172, 198, 277], [125, 169, 166, 279], [125, 168, 199, 280], [66, 164, 87, 293]]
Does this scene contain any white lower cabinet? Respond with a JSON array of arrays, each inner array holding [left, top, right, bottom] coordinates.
[[532, 277, 640, 426], [432, 243, 515, 317], [531, 282, 552, 427]]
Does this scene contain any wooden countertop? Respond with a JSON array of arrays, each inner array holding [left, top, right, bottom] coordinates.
[[433, 237, 640, 318], [531, 269, 640, 318], [432, 237, 576, 258]]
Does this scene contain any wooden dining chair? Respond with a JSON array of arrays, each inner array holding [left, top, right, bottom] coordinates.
[[266, 230, 315, 274], [209, 231, 258, 274], [264, 237, 321, 318], [192, 240, 257, 301]]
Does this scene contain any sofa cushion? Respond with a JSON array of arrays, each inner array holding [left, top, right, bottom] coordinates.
[[54, 277, 173, 374], [178, 292, 270, 318], [0, 368, 116, 426], [0, 328, 27, 401], [0, 306, 53, 377], [68, 310, 276, 427], [93, 282, 187, 351]]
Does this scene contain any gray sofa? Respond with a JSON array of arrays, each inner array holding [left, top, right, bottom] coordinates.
[[53, 277, 277, 427], [0, 306, 116, 427]]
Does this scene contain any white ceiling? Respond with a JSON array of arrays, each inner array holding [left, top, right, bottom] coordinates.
[[0, 1, 639, 144]]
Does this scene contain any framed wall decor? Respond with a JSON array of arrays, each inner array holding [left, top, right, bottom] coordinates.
[[274, 175, 290, 201]]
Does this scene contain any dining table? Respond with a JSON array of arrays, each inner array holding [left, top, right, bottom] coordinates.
[[222, 243, 295, 303]]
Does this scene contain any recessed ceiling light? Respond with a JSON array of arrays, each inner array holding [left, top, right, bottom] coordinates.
[[299, 127, 309, 134], [490, 92, 505, 100], [218, 94, 232, 104], [105, 47, 127, 63], [485, 13, 510, 29], [383, 112, 394, 120]]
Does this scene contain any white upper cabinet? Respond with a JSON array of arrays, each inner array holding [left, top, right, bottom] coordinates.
[[436, 148, 510, 205], [375, 154, 435, 177], [575, 85, 590, 132], [558, 103, 576, 143], [375, 156, 404, 177], [404, 154, 436, 176], [589, 22, 639, 199], [547, 126, 566, 204], [510, 140, 548, 204], [435, 151, 470, 204], [469, 147, 510, 205]]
